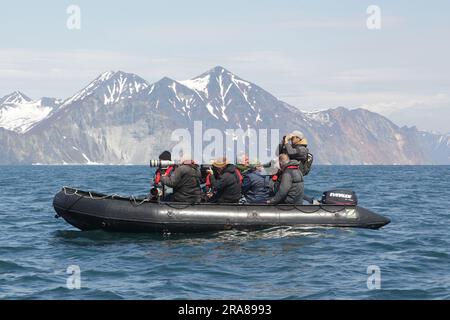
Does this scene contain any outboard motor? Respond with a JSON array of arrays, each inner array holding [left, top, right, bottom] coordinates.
[[321, 190, 358, 205]]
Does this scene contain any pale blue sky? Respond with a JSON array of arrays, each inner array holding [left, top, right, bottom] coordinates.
[[1, 0, 450, 132]]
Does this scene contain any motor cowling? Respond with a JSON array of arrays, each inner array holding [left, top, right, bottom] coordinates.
[[321, 190, 358, 205]]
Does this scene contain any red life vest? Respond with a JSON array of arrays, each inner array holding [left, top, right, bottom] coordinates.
[[205, 172, 212, 188], [154, 170, 161, 184], [164, 165, 175, 176], [272, 165, 299, 182], [154, 165, 175, 184], [235, 169, 243, 185]]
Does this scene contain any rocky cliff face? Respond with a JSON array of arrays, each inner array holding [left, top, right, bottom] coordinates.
[[0, 66, 449, 165]]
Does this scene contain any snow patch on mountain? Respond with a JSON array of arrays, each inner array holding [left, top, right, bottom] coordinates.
[[101, 72, 150, 104], [438, 134, 450, 147], [220, 105, 228, 122], [61, 71, 114, 107], [179, 66, 262, 123], [180, 74, 211, 98], [0, 91, 32, 105], [103, 76, 149, 105], [231, 76, 251, 88], [304, 111, 332, 126], [61, 71, 149, 107], [0, 100, 55, 133], [206, 103, 219, 119]]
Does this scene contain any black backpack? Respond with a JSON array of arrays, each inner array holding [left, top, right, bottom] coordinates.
[[278, 140, 313, 176], [302, 153, 313, 176]]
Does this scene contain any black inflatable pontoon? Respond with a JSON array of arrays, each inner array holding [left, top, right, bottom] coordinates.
[[53, 187, 390, 233]]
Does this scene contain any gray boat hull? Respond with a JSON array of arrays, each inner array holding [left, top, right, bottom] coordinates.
[[53, 187, 390, 233]]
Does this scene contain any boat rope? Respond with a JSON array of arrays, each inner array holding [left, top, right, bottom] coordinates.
[[274, 203, 348, 214], [63, 186, 120, 200], [61, 187, 352, 213], [294, 204, 322, 213], [318, 205, 348, 213], [274, 204, 301, 211], [63, 186, 152, 206], [164, 202, 197, 210], [273, 203, 323, 213], [129, 195, 150, 207], [62, 187, 78, 196], [65, 194, 85, 212]]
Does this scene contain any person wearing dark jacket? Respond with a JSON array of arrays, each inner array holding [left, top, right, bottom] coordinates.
[[160, 160, 202, 203], [207, 158, 242, 203], [278, 130, 309, 174], [267, 154, 304, 204], [242, 162, 272, 203]]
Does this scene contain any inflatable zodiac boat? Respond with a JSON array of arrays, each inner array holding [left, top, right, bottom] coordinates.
[[53, 187, 390, 233]]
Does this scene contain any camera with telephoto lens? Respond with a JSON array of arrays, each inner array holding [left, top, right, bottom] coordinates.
[[149, 159, 180, 167]]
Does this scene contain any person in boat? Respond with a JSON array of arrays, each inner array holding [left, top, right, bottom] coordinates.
[[236, 154, 250, 174], [159, 160, 202, 203], [150, 151, 175, 200], [278, 130, 311, 175], [267, 154, 304, 205], [242, 160, 273, 203], [206, 157, 242, 203]]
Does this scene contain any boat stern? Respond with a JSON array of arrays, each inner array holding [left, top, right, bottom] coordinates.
[[357, 206, 390, 229]]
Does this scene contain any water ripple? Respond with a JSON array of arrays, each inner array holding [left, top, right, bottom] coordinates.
[[1, 165, 450, 299]]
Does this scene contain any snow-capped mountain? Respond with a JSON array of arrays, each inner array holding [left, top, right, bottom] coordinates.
[[60, 71, 150, 108], [0, 91, 32, 105], [29, 71, 151, 132], [0, 92, 61, 133], [144, 76, 205, 122], [0, 67, 449, 164], [180, 66, 255, 123], [179, 66, 292, 128]]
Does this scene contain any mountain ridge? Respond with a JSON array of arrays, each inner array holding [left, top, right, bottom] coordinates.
[[0, 66, 449, 165]]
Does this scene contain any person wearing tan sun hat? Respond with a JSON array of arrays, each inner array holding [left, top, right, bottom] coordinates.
[[211, 157, 228, 169], [206, 157, 242, 203], [279, 130, 312, 176]]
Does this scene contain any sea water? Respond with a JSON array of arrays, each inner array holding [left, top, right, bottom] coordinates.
[[0, 165, 449, 299]]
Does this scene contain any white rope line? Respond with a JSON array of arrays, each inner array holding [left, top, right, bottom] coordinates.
[[61, 187, 348, 214], [129, 195, 150, 206], [62, 186, 127, 201]]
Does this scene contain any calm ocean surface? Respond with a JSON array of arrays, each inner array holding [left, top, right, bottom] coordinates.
[[0, 165, 449, 299]]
